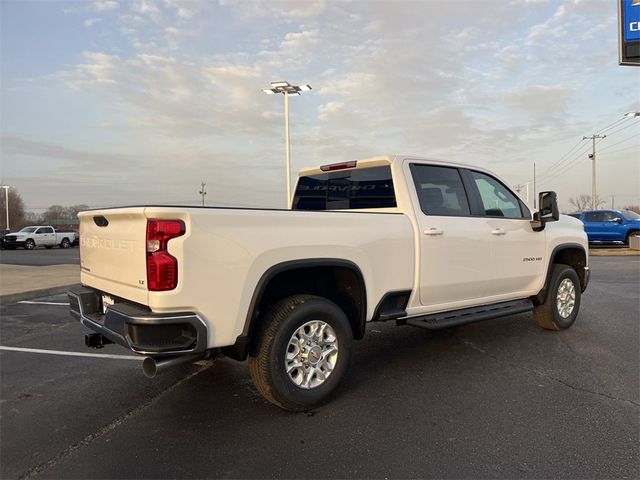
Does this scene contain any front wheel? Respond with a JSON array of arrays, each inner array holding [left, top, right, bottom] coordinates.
[[248, 295, 353, 411], [24, 239, 36, 250], [60, 238, 70, 248], [533, 264, 581, 331], [625, 230, 639, 246]]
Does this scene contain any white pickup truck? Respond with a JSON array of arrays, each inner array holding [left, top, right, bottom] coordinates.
[[68, 156, 589, 410], [2, 226, 77, 250]]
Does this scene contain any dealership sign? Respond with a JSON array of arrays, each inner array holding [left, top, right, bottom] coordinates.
[[619, 0, 640, 65]]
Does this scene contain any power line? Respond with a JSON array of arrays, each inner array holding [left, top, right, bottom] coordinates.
[[596, 116, 627, 135], [599, 144, 640, 156], [601, 119, 639, 137], [597, 132, 640, 152]]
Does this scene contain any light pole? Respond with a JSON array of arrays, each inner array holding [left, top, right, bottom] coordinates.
[[262, 81, 312, 207], [1, 185, 9, 230]]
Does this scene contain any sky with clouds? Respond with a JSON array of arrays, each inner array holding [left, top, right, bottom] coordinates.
[[1, 0, 639, 212]]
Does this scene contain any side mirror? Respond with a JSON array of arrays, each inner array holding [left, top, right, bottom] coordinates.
[[614, 217, 624, 224], [539, 191, 559, 221], [531, 191, 559, 231]]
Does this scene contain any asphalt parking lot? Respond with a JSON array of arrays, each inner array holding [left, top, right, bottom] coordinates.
[[1, 256, 638, 479], [0, 247, 79, 266]]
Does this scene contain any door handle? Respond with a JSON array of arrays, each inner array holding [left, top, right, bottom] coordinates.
[[424, 228, 443, 236], [491, 228, 506, 236]]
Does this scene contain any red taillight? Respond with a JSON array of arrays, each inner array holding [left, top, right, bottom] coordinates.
[[320, 160, 357, 172], [146, 219, 185, 291]]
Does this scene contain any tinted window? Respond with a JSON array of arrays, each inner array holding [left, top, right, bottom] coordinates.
[[470, 171, 523, 219], [583, 212, 603, 222], [293, 166, 396, 210], [410, 164, 470, 216], [602, 211, 621, 222], [622, 210, 640, 220], [19, 227, 37, 233]]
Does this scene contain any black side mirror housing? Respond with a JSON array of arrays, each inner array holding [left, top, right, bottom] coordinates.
[[531, 191, 559, 232]]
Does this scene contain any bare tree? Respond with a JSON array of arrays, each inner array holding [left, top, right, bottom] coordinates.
[[568, 195, 605, 212], [0, 188, 26, 230], [623, 205, 640, 214]]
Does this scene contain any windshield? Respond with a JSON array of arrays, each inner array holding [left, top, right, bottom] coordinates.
[[18, 227, 37, 233], [621, 210, 640, 221]]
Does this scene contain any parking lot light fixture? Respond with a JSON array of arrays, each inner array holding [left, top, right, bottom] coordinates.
[[262, 81, 312, 207]]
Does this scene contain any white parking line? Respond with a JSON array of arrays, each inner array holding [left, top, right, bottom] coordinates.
[[18, 301, 70, 306], [0, 346, 144, 360]]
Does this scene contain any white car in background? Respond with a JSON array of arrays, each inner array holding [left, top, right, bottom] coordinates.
[[1, 226, 77, 250]]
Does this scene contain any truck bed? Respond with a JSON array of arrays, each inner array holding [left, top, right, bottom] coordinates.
[[79, 206, 415, 348]]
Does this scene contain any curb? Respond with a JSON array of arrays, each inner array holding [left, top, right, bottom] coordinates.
[[0, 283, 80, 304], [589, 249, 640, 257]]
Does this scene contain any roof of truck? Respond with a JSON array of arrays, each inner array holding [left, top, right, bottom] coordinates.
[[298, 155, 486, 177]]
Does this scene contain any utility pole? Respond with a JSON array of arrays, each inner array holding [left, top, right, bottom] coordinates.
[[1, 185, 10, 230], [611, 195, 615, 209], [533, 163, 536, 209], [583, 134, 606, 210], [199, 181, 207, 207]]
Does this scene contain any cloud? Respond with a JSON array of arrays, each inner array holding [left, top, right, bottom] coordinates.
[[507, 85, 574, 119], [93, 1, 119, 12], [84, 18, 102, 28]]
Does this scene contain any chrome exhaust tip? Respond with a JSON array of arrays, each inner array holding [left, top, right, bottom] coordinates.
[[142, 352, 207, 378]]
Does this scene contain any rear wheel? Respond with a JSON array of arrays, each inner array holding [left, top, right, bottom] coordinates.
[[248, 294, 353, 411], [60, 238, 70, 248], [533, 264, 581, 331], [24, 239, 36, 250]]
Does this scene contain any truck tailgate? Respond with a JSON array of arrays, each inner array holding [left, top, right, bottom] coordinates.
[[78, 208, 148, 305]]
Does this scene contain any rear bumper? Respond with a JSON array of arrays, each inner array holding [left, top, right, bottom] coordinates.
[[68, 286, 208, 356]]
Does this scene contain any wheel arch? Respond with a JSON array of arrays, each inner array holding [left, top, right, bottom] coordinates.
[[532, 243, 587, 306], [223, 259, 367, 361]]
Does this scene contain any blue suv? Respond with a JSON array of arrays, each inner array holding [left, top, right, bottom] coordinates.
[[569, 209, 640, 244]]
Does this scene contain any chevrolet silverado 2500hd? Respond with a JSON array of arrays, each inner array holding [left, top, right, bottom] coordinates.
[[68, 156, 589, 411]]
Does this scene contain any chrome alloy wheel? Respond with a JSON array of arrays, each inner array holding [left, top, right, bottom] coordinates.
[[556, 278, 576, 319], [285, 320, 339, 389]]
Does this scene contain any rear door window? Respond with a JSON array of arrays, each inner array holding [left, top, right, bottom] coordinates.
[[409, 164, 471, 216], [293, 166, 396, 210], [583, 212, 603, 222]]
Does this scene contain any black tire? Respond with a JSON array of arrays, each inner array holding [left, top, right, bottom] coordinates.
[[625, 230, 639, 246], [24, 239, 36, 250], [60, 238, 70, 248], [533, 264, 581, 331], [248, 294, 353, 411]]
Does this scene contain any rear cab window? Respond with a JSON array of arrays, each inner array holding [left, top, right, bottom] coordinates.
[[293, 166, 397, 211]]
